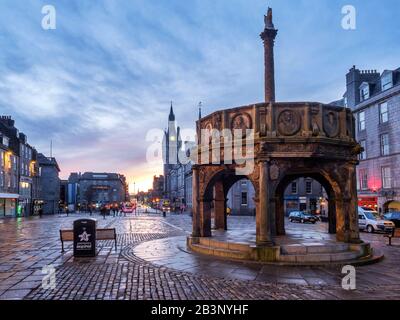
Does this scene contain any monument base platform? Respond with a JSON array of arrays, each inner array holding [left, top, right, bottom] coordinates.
[[187, 236, 382, 266]]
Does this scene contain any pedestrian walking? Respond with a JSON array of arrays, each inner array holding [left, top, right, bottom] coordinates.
[[100, 206, 106, 220]]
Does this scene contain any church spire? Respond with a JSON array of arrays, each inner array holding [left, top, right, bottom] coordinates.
[[169, 101, 175, 122]]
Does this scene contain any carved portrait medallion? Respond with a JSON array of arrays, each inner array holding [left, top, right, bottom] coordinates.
[[323, 110, 339, 138], [231, 113, 252, 138], [277, 109, 301, 136]]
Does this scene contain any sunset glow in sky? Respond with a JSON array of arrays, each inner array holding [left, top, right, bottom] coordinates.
[[1, 0, 399, 191]]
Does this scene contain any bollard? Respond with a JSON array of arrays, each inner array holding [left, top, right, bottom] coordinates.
[[163, 211, 166, 218]]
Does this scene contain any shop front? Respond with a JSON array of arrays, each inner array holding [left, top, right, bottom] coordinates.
[[0, 193, 19, 217], [284, 196, 299, 216], [358, 196, 378, 210]]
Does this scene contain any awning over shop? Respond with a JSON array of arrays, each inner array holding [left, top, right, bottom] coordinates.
[[0, 193, 20, 199]]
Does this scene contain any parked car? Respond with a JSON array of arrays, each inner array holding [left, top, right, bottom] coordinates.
[[289, 211, 318, 224], [383, 212, 400, 228], [358, 207, 395, 233]]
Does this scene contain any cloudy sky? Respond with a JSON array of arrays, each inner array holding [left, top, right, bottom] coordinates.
[[0, 0, 399, 192]]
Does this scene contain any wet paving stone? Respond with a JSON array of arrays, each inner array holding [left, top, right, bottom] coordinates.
[[0, 212, 399, 300]]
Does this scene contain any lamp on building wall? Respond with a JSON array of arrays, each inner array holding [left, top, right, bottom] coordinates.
[[29, 160, 36, 176], [5, 151, 12, 169]]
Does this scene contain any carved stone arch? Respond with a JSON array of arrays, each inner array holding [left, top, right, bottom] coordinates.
[[271, 161, 344, 236], [199, 166, 227, 201]]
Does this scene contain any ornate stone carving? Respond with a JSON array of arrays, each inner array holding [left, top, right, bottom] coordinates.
[[231, 113, 252, 138], [213, 113, 222, 131], [199, 121, 214, 144], [351, 143, 363, 156], [269, 164, 280, 180], [346, 111, 354, 137], [312, 121, 320, 136], [323, 110, 340, 138], [205, 122, 213, 131], [277, 109, 301, 136], [311, 106, 320, 115]]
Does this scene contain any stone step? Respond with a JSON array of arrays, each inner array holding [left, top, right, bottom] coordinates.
[[198, 238, 251, 253], [189, 243, 251, 260], [280, 244, 350, 255], [279, 250, 361, 263]]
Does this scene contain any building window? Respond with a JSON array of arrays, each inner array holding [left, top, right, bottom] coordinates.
[[382, 167, 392, 189], [381, 73, 393, 91], [359, 140, 367, 160], [359, 169, 368, 190], [380, 134, 390, 156], [379, 102, 389, 123], [358, 111, 366, 132], [291, 182, 297, 194], [360, 84, 370, 101], [306, 180, 312, 194], [241, 192, 248, 206]]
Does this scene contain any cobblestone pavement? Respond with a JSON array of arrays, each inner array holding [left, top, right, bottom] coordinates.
[[0, 210, 399, 300]]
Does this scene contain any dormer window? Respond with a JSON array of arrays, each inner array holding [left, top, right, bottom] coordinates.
[[360, 82, 370, 101], [2, 136, 9, 147], [381, 71, 393, 91]]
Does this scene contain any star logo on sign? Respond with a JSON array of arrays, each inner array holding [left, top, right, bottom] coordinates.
[[78, 231, 91, 242]]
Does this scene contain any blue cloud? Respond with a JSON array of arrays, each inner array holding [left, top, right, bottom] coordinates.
[[0, 0, 399, 189]]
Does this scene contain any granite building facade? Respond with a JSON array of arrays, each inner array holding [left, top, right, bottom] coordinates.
[[0, 116, 40, 217], [344, 66, 400, 213], [37, 153, 60, 215], [67, 172, 129, 210], [226, 177, 327, 217], [0, 131, 19, 216]]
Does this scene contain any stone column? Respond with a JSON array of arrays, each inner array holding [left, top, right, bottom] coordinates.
[[224, 199, 228, 231], [347, 163, 361, 243], [335, 163, 361, 243], [214, 180, 226, 230], [335, 194, 346, 242], [200, 198, 212, 237], [328, 192, 337, 235], [257, 161, 273, 245], [260, 8, 278, 103], [275, 195, 286, 236], [192, 166, 200, 237]]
